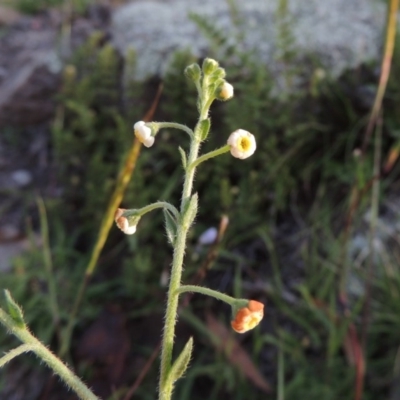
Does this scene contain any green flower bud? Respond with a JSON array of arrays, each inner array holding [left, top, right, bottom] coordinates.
[[202, 58, 219, 75], [184, 63, 201, 82]]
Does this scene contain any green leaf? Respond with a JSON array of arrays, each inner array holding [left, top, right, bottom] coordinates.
[[4, 290, 25, 328], [182, 193, 198, 229], [167, 337, 193, 384], [197, 118, 211, 141], [163, 209, 177, 246], [178, 146, 187, 169]]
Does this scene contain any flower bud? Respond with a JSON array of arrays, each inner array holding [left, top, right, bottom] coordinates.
[[115, 208, 138, 235], [202, 58, 219, 75], [134, 121, 154, 148], [227, 129, 256, 159], [216, 81, 234, 101], [231, 300, 264, 333], [184, 63, 201, 82]]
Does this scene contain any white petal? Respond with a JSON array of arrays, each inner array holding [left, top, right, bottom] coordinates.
[[227, 129, 256, 159]]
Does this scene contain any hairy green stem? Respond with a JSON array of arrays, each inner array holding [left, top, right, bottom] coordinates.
[[0, 308, 99, 400], [124, 201, 179, 220], [188, 145, 230, 171], [153, 122, 193, 138], [159, 81, 213, 399], [0, 344, 34, 368], [159, 139, 200, 400], [176, 285, 236, 305]]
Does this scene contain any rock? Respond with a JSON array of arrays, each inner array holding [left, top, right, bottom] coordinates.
[[0, 17, 62, 127], [0, 7, 112, 128], [111, 0, 387, 80], [0, 57, 61, 127]]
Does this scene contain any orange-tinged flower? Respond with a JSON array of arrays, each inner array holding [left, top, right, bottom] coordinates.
[[115, 208, 137, 235], [231, 300, 264, 333]]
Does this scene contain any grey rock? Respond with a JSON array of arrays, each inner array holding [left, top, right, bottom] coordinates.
[[0, 20, 62, 127], [0, 55, 61, 127], [111, 0, 387, 80]]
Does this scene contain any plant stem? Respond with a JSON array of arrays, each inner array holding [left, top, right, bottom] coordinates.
[[0, 308, 99, 400], [176, 285, 236, 305], [159, 138, 200, 400], [124, 201, 179, 220], [188, 145, 230, 171], [0, 344, 34, 368], [158, 70, 215, 400], [154, 122, 193, 138], [159, 96, 212, 399], [362, 0, 399, 152]]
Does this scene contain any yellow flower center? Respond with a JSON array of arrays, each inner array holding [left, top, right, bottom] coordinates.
[[246, 315, 260, 329], [238, 136, 251, 152]]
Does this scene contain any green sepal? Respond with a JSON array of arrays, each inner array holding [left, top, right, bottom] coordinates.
[[182, 193, 198, 229], [197, 118, 211, 141], [167, 337, 193, 384], [4, 290, 25, 328], [163, 209, 177, 246], [178, 146, 187, 169]]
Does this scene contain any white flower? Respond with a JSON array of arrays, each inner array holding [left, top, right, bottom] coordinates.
[[134, 121, 154, 148], [115, 208, 137, 235], [227, 129, 256, 159], [217, 81, 234, 100]]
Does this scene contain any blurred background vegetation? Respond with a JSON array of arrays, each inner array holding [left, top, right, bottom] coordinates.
[[1, 0, 400, 399]]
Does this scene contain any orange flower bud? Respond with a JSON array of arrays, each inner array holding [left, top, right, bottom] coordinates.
[[231, 300, 264, 333]]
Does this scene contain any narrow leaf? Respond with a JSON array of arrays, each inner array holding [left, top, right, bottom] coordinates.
[[182, 193, 198, 229], [197, 118, 211, 141], [163, 209, 177, 246], [4, 290, 25, 328], [178, 146, 187, 169], [168, 337, 193, 384]]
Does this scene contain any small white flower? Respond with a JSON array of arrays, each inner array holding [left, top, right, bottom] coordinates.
[[134, 121, 154, 148], [115, 208, 137, 235], [217, 82, 234, 100], [227, 129, 256, 159]]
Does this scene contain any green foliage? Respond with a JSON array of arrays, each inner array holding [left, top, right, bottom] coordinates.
[[52, 32, 142, 230], [162, 50, 199, 127], [10, 0, 93, 14]]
